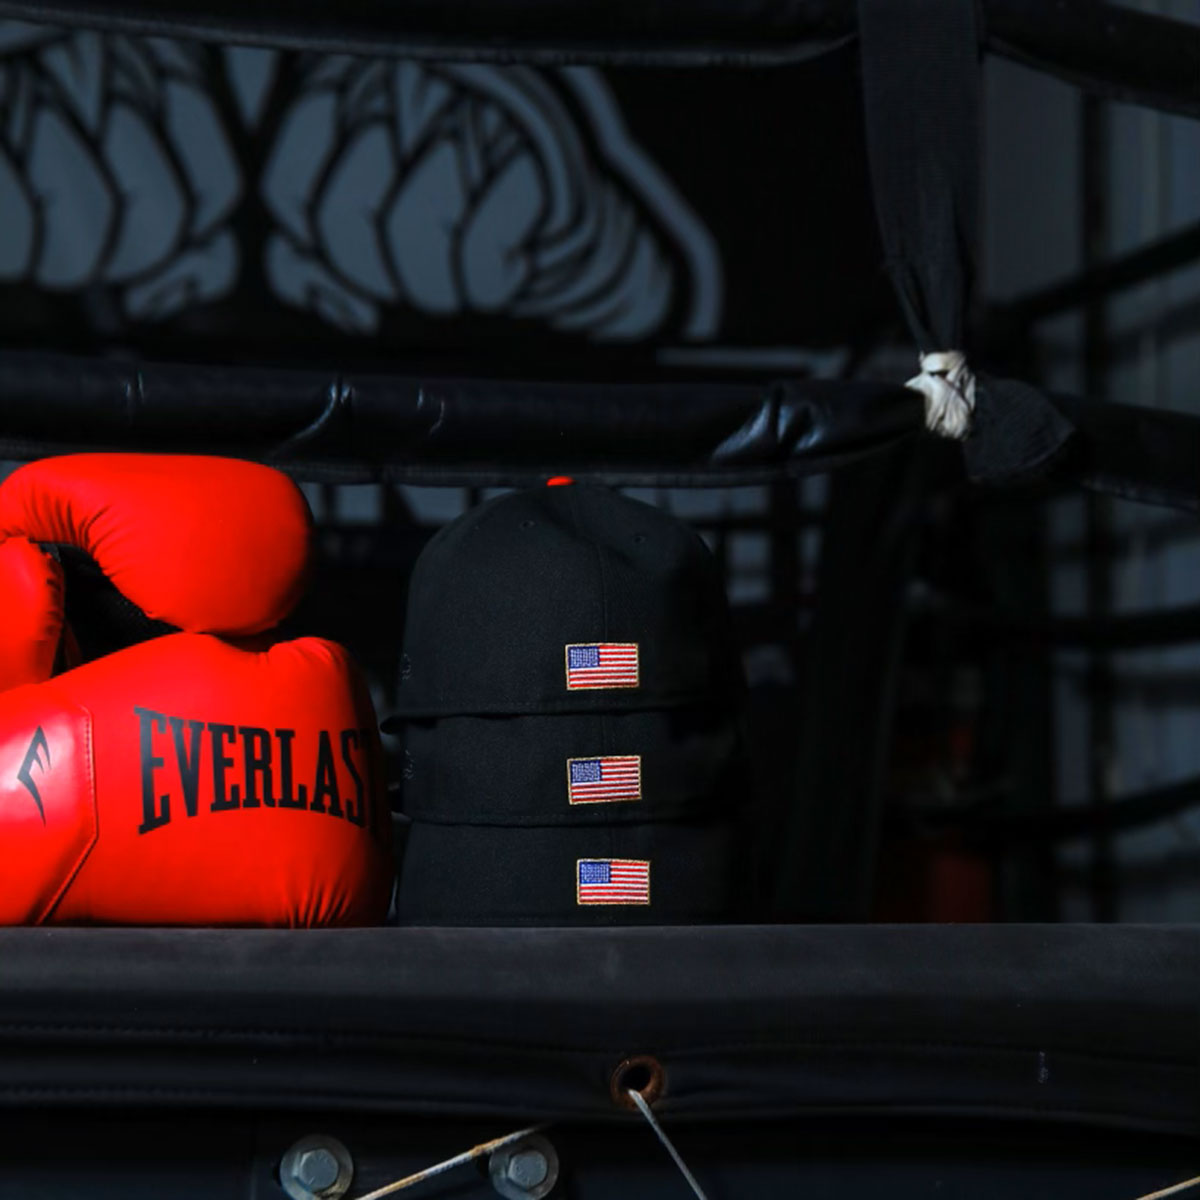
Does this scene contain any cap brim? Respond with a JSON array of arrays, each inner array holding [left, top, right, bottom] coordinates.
[[396, 818, 738, 926], [395, 707, 746, 824]]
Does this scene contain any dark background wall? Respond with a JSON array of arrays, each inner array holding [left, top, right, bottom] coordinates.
[[983, 0, 1200, 920]]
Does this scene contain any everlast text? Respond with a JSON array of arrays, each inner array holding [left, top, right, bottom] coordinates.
[[135, 706, 378, 835]]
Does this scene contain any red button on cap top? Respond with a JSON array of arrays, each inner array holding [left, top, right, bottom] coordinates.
[[546, 476, 574, 486]]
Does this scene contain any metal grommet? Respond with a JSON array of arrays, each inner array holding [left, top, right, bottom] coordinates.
[[610, 1054, 666, 1110]]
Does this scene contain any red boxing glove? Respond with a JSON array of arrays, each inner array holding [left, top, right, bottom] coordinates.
[[0, 535, 65, 691], [0, 454, 313, 639], [0, 633, 393, 927]]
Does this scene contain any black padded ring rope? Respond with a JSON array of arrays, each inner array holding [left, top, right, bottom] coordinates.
[[0, 0, 1195, 122]]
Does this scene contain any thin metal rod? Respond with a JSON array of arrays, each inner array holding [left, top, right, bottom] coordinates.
[[627, 1089, 709, 1200], [351, 1124, 545, 1200], [1133, 1174, 1200, 1200]]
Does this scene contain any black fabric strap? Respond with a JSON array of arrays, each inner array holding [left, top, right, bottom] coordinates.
[[774, 441, 927, 920], [857, 0, 1077, 486], [966, 373, 1076, 484], [857, 0, 981, 353]]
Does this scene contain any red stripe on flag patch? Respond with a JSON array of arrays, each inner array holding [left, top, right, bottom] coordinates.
[[577, 858, 651, 905], [564, 643, 639, 690], [566, 756, 642, 805]]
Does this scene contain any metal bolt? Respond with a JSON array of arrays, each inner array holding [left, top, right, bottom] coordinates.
[[489, 1135, 558, 1200], [506, 1149, 550, 1190], [280, 1136, 354, 1200], [296, 1148, 341, 1194]]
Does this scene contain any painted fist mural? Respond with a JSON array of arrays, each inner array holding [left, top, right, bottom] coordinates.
[[262, 60, 720, 340], [0, 22, 721, 343], [0, 23, 240, 318]]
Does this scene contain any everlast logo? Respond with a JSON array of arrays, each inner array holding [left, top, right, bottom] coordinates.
[[16, 725, 51, 823], [135, 707, 379, 836]]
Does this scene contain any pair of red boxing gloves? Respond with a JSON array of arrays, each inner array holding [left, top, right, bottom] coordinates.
[[0, 454, 394, 926]]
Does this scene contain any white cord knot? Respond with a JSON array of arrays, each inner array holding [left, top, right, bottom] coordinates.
[[906, 350, 976, 440]]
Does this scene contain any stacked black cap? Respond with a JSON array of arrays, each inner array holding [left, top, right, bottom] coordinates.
[[386, 482, 749, 925]]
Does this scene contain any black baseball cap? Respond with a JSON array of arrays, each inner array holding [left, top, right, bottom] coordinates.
[[395, 705, 743, 825], [395, 817, 739, 926], [390, 484, 743, 717]]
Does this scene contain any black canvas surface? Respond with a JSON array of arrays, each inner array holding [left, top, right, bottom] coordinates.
[[0, 925, 1196, 1136], [1, 1110, 1196, 1200]]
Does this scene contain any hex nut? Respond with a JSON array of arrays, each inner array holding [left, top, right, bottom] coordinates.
[[489, 1134, 559, 1200], [507, 1149, 550, 1189], [280, 1135, 354, 1200], [296, 1148, 341, 1193]]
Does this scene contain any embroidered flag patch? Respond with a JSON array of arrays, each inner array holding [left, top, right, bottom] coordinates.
[[565, 643, 639, 690], [577, 859, 651, 905], [567, 756, 642, 805]]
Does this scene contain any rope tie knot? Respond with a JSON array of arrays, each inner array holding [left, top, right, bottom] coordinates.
[[906, 349, 976, 440]]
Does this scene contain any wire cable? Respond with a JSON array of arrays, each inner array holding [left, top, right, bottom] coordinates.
[[627, 1088, 710, 1200], [351, 1123, 546, 1200], [1133, 1174, 1200, 1200]]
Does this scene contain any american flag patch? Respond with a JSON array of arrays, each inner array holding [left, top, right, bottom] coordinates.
[[567, 756, 642, 805], [564, 643, 639, 690], [576, 859, 651, 905]]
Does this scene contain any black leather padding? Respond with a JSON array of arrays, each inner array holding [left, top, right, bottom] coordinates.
[[0, 0, 1195, 122], [0, 924, 1196, 1133]]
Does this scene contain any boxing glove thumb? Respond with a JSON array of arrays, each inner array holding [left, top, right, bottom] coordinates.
[[0, 536, 66, 692]]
